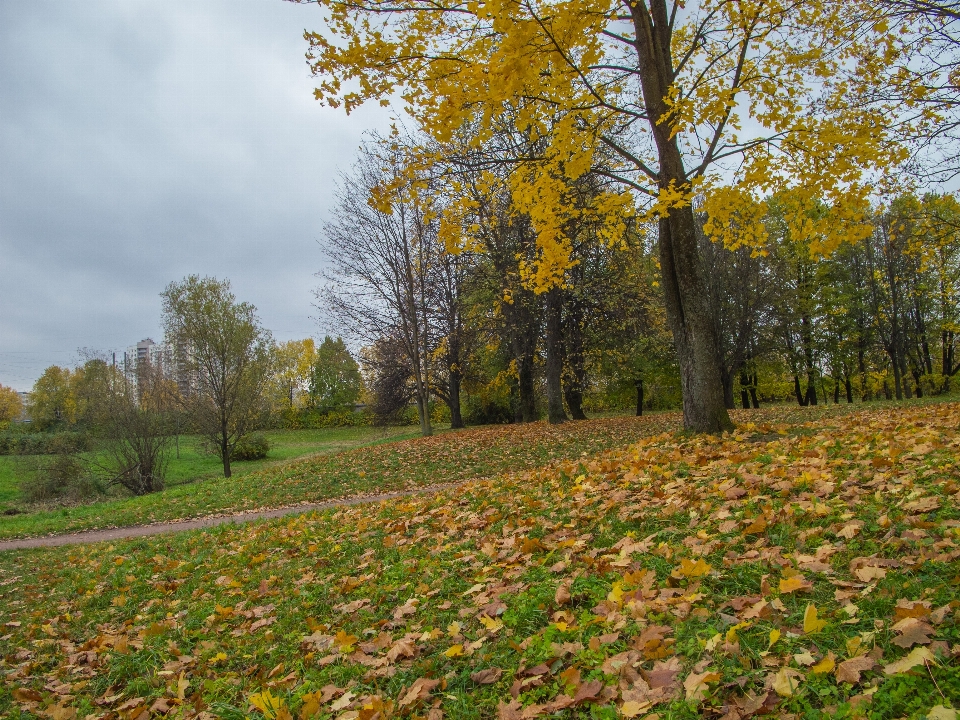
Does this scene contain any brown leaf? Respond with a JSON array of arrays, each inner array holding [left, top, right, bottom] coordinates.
[[398, 677, 440, 708], [386, 640, 416, 662], [572, 679, 603, 704], [891, 620, 934, 648], [12, 688, 43, 703], [835, 656, 876, 684], [470, 668, 503, 685], [554, 580, 571, 606], [497, 699, 523, 720]]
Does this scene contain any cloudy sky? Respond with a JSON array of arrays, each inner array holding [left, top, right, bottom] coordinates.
[[0, 1, 391, 391]]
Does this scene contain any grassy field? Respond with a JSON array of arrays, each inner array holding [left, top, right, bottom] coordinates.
[[0, 426, 426, 504], [0, 412, 684, 540], [0, 401, 957, 719], [0, 402, 936, 540]]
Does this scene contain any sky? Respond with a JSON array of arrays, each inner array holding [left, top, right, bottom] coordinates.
[[0, 1, 391, 391]]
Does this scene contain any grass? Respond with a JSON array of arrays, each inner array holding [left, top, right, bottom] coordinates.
[[0, 401, 939, 539], [0, 426, 426, 509], [1, 400, 958, 720], [0, 413, 681, 540]]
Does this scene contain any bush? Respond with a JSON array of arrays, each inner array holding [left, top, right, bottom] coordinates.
[[0, 431, 92, 456], [19, 453, 102, 503], [274, 407, 376, 429], [232, 433, 270, 461]]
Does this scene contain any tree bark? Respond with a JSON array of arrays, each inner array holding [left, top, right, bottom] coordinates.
[[630, 0, 733, 434], [517, 354, 536, 422], [562, 291, 588, 420], [636, 379, 644, 416], [658, 213, 734, 433], [721, 369, 736, 410], [545, 288, 568, 424], [221, 424, 231, 478], [793, 374, 806, 406], [448, 370, 464, 428]]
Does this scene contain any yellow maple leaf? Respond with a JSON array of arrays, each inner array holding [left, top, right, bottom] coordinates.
[[811, 652, 836, 674], [804, 604, 827, 634], [884, 646, 936, 675], [779, 575, 812, 594], [676, 558, 712, 579], [444, 644, 464, 657], [772, 668, 802, 697], [249, 689, 285, 719]]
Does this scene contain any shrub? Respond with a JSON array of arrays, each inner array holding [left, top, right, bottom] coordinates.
[[19, 453, 102, 503], [232, 433, 270, 461], [0, 431, 92, 456]]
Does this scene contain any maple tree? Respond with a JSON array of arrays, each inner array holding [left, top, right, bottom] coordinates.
[[296, 0, 918, 432]]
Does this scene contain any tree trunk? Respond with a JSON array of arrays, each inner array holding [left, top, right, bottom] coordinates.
[[545, 288, 568, 424], [636, 379, 644, 416], [891, 355, 903, 400], [793, 374, 806, 406], [221, 425, 231, 478], [563, 293, 588, 420], [627, 0, 732, 434], [721, 369, 735, 410], [845, 374, 853, 403], [448, 371, 464, 429], [517, 354, 536, 422], [657, 213, 734, 433], [749, 384, 760, 409]]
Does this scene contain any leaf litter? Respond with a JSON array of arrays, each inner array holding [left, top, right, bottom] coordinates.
[[1, 402, 959, 719]]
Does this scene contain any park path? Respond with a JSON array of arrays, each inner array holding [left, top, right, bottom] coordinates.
[[0, 482, 464, 552]]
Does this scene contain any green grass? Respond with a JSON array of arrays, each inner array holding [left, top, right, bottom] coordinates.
[[0, 401, 957, 720], [0, 414, 679, 540]]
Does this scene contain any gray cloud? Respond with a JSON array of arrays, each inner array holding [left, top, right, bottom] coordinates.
[[0, 0, 390, 390]]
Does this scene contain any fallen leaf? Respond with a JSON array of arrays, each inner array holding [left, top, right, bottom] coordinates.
[[470, 668, 503, 685], [811, 652, 836, 674], [779, 576, 813, 594], [771, 668, 802, 697], [883, 646, 936, 676], [804, 604, 827, 634], [683, 671, 721, 701], [835, 656, 876, 684], [398, 678, 440, 708]]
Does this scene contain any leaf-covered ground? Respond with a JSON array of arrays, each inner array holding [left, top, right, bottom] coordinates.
[[1, 402, 959, 720], [0, 414, 678, 540]]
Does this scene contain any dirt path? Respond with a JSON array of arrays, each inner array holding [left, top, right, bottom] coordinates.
[[0, 483, 464, 552]]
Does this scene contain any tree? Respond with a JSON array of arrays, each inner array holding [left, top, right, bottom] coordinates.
[[161, 276, 274, 478], [93, 363, 173, 496], [300, 0, 910, 432], [272, 338, 317, 411], [309, 336, 363, 410], [28, 366, 77, 430], [0, 384, 23, 428], [316, 142, 437, 436]]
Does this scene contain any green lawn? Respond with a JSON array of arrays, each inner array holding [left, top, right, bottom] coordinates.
[[0, 414, 682, 540], [0, 425, 425, 522]]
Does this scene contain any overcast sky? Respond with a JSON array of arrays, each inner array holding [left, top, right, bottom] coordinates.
[[0, 1, 391, 391]]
